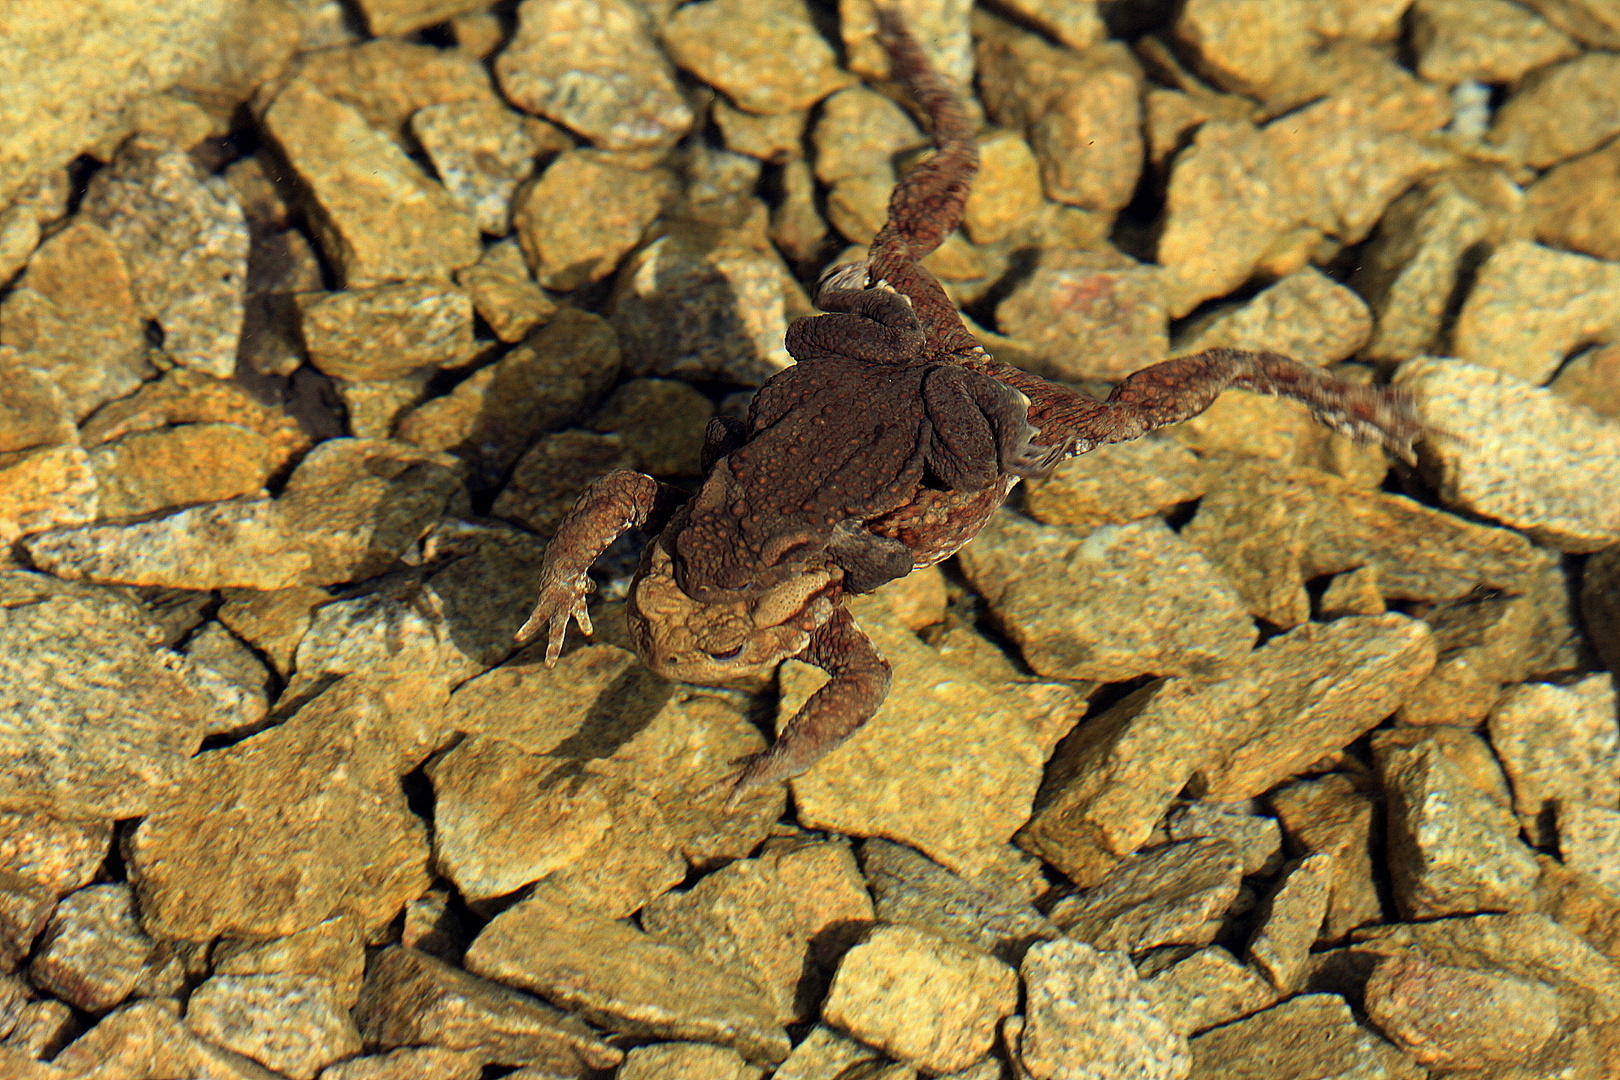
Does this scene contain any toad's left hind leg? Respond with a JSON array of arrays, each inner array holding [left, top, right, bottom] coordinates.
[[710, 605, 891, 808]]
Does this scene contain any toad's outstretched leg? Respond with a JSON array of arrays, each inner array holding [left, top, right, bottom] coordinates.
[[516, 470, 687, 662], [708, 605, 891, 809], [864, 7, 987, 364], [972, 347, 1423, 464]]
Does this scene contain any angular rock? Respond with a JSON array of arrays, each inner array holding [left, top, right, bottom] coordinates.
[[0, 220, 151, 419], [609, 226, 799, 384], [356, 945, 619, 1073], [465, 895, 790, 1063], [1558, 801, 1620, 898], [1355, 911, 1620, 1028], [769, 839, 875, 967], [0, 0, 231, 209], [454, 239, 557, 344], [1172, 268, 1371, 367], [1017, 676, 1265, 888], [1157, 99, 1448, 317], [1317, 566, 1385, 619], [1167, 804, 1282, 879], [1270, 774, 1383, 939], [79, 367, 310, 475], [289, 519, 546, 691], [997, 256, 1168, 382], [1529, 137, 1620, 263], [0, 444, 98, 544], [1197, 614, 1436, 801], [299, 283, 473, 383], [0, 582, 208, 819], [0, 357, 72, 456], [976, 23, 1144, 211], [1396, 583, 1559, 729], [1399, 357, 1620, 550], [1265, 96, 1452, 243], [960, 129, 1044, 245], [27, 884, 153, 1012], [263, 76, 480, 288], [277, 437, 465, 585], [0, 871, 54, 973], [771, 1024, 894, 1080], [213, 915, 365, 1010], [1374, 729, 1540, 920], [862, 839, 1056, 968], [1245, 854, 1333, 993], [1364, 953, 1560, 1069], [1552, 342, 1620, 420], [781, 595, 1060, 878], [811, 86, 926, 185], [825, 171, 895, 246], [1451, 241, 1620, 384], [1489, 675, 1619, 843], [126, 677, 434, 941], [587, 378, 713, 477], [409, 100, 537, 237], [1049, 839, 1244, 953], [1188, 458, 1541, 605], [90, 423, 273, 521], [51, 1000, 280, 1080], [81, 137, 249, 378], [427, 737, 613, 905], [524, 781, 688, 922], [822, 924, 1016, 1075], [642, 857, 811, 1023], [496, 0, 691, 152], [320, 1047, 485, 1080], [0, 812, 108, 897], [186, 974, 361, 1080], [492, 431, 634, 536], [1018, 938, 1190, 1080], [663, 0, 855, 115], [621, 1043, 764, 1080], [396, 307, 621, 489], [1180, 455, 1321, 628], [1490, 52, 1620, 167], [217, 584, 329, 680], [1154, 118, 1290, 317], [450, 646, 781, 869], [1412, 0, 1578, 84], [1142, 947, 1278, 1037], [713, 100, 805, 163], [1186, 994, 1420, 1080], [353, 0, 488, 35], [183, 621, 273, 739], [514, 150, 675, 292], [1355, 168, 1523, 365], [292, 39, 493, 142], [959, 511, 1255, 683]]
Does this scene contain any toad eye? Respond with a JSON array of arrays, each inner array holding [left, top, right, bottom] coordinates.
[[705, 646, 743, 661]]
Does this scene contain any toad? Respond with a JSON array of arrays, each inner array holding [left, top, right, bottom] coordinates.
[[517, 9, 1421, 806]]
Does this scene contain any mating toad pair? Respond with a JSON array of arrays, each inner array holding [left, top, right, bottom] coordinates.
[[517, 10, 1421, 807]]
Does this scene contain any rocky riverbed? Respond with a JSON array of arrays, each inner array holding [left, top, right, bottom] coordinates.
[[1, 0, 1619, 1076]]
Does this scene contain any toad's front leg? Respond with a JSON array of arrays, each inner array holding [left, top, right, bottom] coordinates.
[[715, 604, 892, 809], [515, 470, 687, 663]]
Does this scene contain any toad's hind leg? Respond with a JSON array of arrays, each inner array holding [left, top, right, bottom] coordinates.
[[983, 348, 1423, 464], [709, 605, 891, 809]]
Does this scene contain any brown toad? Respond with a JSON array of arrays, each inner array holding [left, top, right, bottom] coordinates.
[[518, 9, 1421, 806]]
